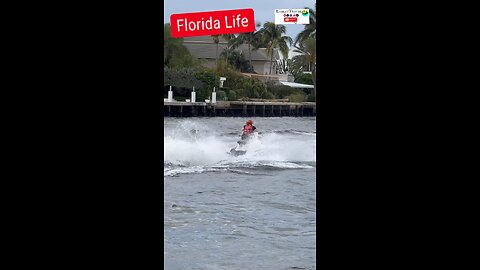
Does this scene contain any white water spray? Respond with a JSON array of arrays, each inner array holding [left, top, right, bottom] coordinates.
[[164, 119, 316, 177]]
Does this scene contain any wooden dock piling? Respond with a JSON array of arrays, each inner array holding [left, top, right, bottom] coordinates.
[[164, 101, 316, 117]]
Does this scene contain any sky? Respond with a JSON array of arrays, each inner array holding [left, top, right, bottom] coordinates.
[[164, 0, 316, 57]]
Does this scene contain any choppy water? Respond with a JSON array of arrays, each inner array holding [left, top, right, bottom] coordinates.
[[164, 117, 316, 270]]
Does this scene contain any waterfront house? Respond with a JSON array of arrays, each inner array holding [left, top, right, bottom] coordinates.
[[182, 36, 281, 76]]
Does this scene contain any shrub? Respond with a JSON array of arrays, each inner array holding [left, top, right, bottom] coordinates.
[[219, 68, 275, 99], [222, 69, 247, 90], [241, 77, 267, 98], [227, 90, 237, 101], [263, 91, 275, 100], [287, 93, 306, 102], [194, 68, 220, 101], [235, 88, 248, 99], [295, 73, 314, 85], [266, 83, 304, 99], [216, 90, 226, 100], [164, 67, 203, 89], [168, 46, 201, 68]]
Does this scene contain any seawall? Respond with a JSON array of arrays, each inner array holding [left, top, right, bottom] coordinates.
[[164, 101, 316, 117]]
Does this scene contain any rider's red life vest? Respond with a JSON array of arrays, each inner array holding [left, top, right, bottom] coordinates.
[[243, 124, 253, 134]]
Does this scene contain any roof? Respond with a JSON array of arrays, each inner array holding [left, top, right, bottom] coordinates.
[[279, 81, 314, 89], [237, 44, 277, 61], [183, 36, 229, 44], [182, 36, 279, 61], [183, 43, 228, 59]]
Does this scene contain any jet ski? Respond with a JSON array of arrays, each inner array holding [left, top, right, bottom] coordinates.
[[228, 137, 248, 156], [228, 133, 258, 156], [229, 148, 247, 156]]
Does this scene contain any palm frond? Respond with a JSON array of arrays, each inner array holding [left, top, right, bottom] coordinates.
[[294, 5, 317, 45]]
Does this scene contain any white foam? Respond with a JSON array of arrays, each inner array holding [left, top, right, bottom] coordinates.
[[164, 121, 315, 177], [164, 166, 224, 177]]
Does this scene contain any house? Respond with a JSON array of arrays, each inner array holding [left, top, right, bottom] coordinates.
[[182, 36, 281, 75]]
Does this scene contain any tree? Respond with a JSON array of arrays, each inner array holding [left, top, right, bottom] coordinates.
[[164, 24, 199, 68], [164, 24, 185, 66], [294, 4, 316, 46], [258, 22, 293, 75], [219, 49, 254, 73], [194, 68, 220, 101], [242, 77, 267, 98], [222, 34, 237, 65], [276, 59, 291, 74], [235, 22, 262, 67], [221, 68, 273, 99], [164, 67, 203, 89], [164, 67, 205, 99], [211, 35, 220, 67], [292, 37, 316, 102]]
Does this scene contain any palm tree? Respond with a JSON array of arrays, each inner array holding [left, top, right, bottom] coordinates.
[[258, 22, 293, 75], [211, 35, 220, 67], [293, 37, 316, 102], [294, 4, 316, 46], [235, 22, 262, 67], [222, 34, 237, 65]]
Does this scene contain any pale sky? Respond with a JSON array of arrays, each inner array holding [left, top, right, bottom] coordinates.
[[164, 0, 316, 58]]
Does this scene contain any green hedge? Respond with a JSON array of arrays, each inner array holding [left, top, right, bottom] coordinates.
[[267, 83, 305, 99], [165, 66, 287, 100], [216, 90, 226, 100], [164, 67, 203, 89], [194, 68, 220, 101], [295, 73, 314, 85], [227, 90, 237, 101], [287, 93, 306, 102]]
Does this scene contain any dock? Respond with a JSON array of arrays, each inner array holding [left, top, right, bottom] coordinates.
[[164, 101, 316, 117]]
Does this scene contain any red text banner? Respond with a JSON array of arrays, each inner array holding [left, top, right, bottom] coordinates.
[[170, 9, 255, 38]]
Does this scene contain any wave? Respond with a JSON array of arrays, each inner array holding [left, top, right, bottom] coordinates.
[[165, 161, 315, 177], [164, 120, 316, 177], [270, 129, 316, 136]]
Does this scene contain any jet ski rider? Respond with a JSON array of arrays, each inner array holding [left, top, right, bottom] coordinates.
[[241, 120, 256, 140]]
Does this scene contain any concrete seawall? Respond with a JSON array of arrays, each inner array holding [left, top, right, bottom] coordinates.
[[164, 101, 316, 117]]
